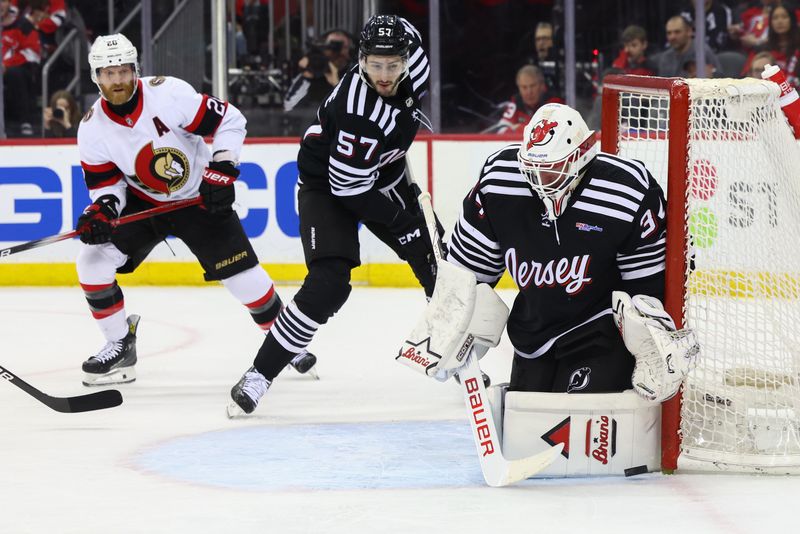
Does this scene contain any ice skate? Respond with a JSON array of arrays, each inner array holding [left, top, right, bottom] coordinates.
[[82, 315, 140, 386], [227, 366, 271, 417], [289, 350, 319, 379]]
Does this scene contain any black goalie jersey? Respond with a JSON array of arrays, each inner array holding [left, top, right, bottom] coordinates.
[[447, 146, 667, 359], [296, 18, 430, 197]]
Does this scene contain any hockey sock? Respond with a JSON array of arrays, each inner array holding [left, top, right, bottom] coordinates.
[[221, 266, 282, 330], [81, 281, 127, 341]]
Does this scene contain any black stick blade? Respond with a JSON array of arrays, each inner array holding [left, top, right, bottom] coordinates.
[[64, 389, 124, 413]]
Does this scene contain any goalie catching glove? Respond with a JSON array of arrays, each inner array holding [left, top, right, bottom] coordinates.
[[612, 291, 700, 403], [397, 261, 509, 381]]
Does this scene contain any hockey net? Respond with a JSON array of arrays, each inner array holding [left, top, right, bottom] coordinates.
[[601, 75, 800, 473]]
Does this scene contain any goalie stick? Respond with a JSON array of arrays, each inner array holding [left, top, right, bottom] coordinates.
[[0, 364, 123, 413], [417, 192, 564, 486], [0, 196, 202, 259]]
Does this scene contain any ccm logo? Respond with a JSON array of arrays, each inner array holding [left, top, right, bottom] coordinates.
[[465, 377, 495, 457], [0, 367, 12, 381], [398, 228, 420, 245], [203, 169, 232, 185]]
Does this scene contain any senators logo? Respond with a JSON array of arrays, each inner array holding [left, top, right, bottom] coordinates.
[[82, 107, 94, 122], [133, 143, 190, 194], [526, 118, 558, 150], [149, 76, 166, 86]]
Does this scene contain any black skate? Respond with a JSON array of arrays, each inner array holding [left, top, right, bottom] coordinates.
[[289, 350, 319, 379], [227, 366, 271, 417], [82, 315, 140, 386], [455, 370, 491, 388]]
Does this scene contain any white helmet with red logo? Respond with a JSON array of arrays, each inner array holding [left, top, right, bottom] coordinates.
[[517, 103, 597, 220]]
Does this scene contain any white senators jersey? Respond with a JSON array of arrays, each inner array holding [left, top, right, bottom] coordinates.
[[77, 76, 246, 207]]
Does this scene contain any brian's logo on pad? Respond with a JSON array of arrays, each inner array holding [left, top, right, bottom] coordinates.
[[586, 415, 617, 465]]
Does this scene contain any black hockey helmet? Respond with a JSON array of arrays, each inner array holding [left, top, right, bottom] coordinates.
[[359, 15, 410, 58]]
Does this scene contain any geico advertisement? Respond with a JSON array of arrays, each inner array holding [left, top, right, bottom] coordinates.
[[0, 142, 402, 264]]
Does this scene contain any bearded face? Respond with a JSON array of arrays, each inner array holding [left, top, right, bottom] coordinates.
[[96, 64, 137, 105]]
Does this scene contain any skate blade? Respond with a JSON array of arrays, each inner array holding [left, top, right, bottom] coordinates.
[[82, 367, 136, 387], [226, 402, 248, 419]]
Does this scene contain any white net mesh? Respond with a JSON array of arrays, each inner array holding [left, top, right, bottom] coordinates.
[[613, 77, 800, 471]]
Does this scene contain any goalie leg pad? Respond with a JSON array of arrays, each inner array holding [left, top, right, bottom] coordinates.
[[502, 389, 661, 477]]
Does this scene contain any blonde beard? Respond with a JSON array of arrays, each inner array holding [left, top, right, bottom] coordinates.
[[100, 80, 136, 105]]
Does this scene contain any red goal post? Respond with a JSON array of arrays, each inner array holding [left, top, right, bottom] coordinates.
[[601, 74, 800, 474]]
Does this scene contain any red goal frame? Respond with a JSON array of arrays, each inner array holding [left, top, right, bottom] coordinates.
[[600, 75, 691, 472]]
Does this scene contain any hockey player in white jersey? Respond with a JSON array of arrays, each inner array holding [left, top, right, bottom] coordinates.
[[75, 34, 315, 386]]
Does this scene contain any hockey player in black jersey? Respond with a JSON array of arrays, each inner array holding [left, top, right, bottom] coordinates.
[[228, 15, 435, 415], [443, 103, 694, 397]]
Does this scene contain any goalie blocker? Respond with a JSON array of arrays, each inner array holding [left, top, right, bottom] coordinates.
[[397, 260, 509, 380]]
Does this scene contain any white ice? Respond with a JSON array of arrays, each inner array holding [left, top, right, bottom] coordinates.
[[0, 286, 797, 534]]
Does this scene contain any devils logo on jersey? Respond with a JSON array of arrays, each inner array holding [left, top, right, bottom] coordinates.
[[526, 119, 558, 150], [132, 142, 190, 194], [567, 366, 591, 392]]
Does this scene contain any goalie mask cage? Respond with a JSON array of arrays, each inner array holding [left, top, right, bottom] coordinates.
[[601, 75, 800, 474]]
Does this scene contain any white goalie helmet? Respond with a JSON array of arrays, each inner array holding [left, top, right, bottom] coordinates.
[[89, 34, 140, 85], [517, 103, 598, 220]]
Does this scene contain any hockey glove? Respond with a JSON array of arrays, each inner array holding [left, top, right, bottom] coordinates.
[[390, 210, 436, 294], [200, 160, 239, 213], [76, 195, 119, 244]]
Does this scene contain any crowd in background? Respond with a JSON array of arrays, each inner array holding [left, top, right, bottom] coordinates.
[[2, 0, 800, 138]]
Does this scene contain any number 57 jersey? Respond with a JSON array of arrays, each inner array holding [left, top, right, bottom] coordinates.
[[77, 76, 246, 205]]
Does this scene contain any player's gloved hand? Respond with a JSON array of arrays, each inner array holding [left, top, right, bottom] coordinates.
[[200, 160, 239, 213], [390, 210, 436, 294], [76, 195, 119, 245]]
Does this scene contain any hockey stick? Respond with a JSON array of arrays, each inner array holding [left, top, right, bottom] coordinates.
[[0, 364, 123, 413], [0, 196, 203, 259], [417, 192, 564, 487]]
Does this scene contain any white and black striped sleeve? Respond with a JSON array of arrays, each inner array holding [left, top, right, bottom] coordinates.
[[616, 179, 667, 286], [400, 18, 429, 97], [447, 186, 506, 285]]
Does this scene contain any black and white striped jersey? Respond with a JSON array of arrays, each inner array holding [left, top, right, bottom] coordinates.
[[296, 17, 430, 196], [447, 146, 666, 359]]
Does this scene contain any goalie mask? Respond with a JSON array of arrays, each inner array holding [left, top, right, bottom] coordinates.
[[89, 34, 140, 104], [358, 15, 410, 97], [517, 103, 598, 220]]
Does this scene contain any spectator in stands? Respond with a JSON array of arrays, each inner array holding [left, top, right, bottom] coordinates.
[[681, 0, 734, 52], [729, 0, 776, 51], [742, 4, 800, 86], [525, 21, 561, 98], [748, 50, 776, 77], [283, 29, 355, 131], [2, 0, 49, 137], [658, 15, 722, 78], [42, 89, 80, 137], [611, 25, 657, 76], [486, 65, 562, 134], [11, 0, 66, 55]]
